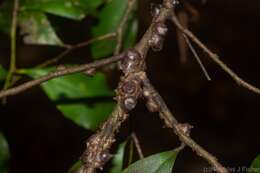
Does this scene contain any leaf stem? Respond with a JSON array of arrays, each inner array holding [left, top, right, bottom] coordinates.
[[114, 0, 137, 55]]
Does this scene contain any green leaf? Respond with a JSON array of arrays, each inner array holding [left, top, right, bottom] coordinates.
[[18, 11, 64, 46], [68, 160, 83, 173], [21, 67, 115, 130], [91, 0, 138, 59], [21, 0, 103, 20], [0, 132, 10, 173], [123, 17, 138, 50], [250, 155, 260, 173], [109, 141, 127, 173], [0, 66, 7, 81], [122, 149, 179, 173]]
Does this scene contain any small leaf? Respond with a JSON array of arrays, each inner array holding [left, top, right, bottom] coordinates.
[[109, 141, 127, 173], [122, 149, 179, 173], [0, 65, 7, 81], [250, 155, 260, 173], [91, 0, 137, 59], [20, 67, 115, 130], [68, 160, 83, 173], [21, 0, 103, 20], [0, 132, 10, 173], [19, 11, 64, 46]]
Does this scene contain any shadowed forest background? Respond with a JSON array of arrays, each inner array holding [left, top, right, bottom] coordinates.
[[0, 0, 260, 172]]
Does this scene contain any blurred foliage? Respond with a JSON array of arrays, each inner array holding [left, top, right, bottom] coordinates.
[[122, 149, 179, 173], [91, 0, 138, 58], [19, 11, 64, 46], [19, 68, 116, 130], [108, 141, 127, 173], [0, 132, 10, 173], [0, 66, 7, 81], [250, 155, 260, 173], [20, 0, 103, 20], [0, 0, 137, 48], [68, 160, 82, 173]]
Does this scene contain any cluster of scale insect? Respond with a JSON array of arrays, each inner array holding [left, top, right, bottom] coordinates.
[[149, 0, 181, 51], [149, 22, 168, 51], [118, 50, 143, 111]]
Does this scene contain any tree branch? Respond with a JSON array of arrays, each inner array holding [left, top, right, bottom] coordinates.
[[0, 54, 124, 98], [141, 74, 228, 173], [183, 34, 211, 81], [77, 1, 229, 173], [81, 105, 129, 173], [38, 32, 116, 67], [171, 11, 260, 95], [131, 133, 144, 159]]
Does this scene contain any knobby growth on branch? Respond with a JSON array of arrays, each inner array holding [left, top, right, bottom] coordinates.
[[0, 0, 260, 173]]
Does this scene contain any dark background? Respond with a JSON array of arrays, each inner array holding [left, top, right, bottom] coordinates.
[[0, 0, 260, 172]]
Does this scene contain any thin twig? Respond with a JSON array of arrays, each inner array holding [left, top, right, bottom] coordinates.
[[183, 34, 211, 81], [114, 0, 137, 55], [171, 11, 260, 95], [128, 140, 134, 165], [2, 0, 19, 102], [38, 32, 116, 67], [141, 74, 228, 173], [5, 32, 116, 92], [131, 133, 144, 159], [0, 54, 124, 98]]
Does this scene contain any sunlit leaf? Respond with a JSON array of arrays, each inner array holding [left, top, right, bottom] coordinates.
[[18, 11, 63, 46], [109, 141, 127, 173], [20, 67, 115, 130], [20, 0, 103, 20], [0, 132, 10, 173], [0, 65, 7, 81], [250, 155, 260, 173], [91, 0, 138, 59], [122, 149, 179, 173]]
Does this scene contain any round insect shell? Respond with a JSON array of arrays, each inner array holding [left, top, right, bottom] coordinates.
[[149, 33, 164, 51], [119, 49, 141, 73], [123, 97, 137, 111], [154, 22, 168, 36], [150, 3, 161, 17], [172, 0, 180, 6], [121, 81, 136, 95], [99, 151, 112, 163]]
